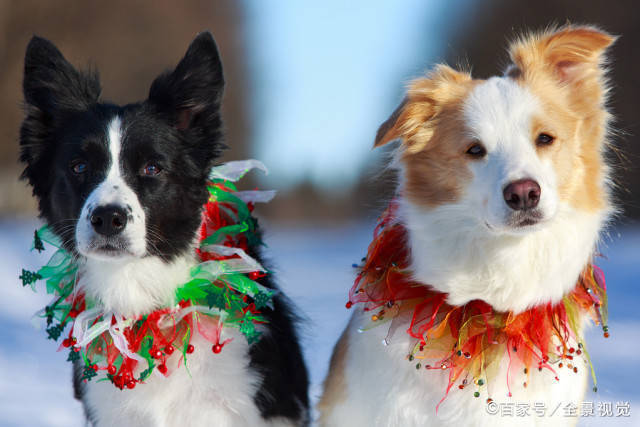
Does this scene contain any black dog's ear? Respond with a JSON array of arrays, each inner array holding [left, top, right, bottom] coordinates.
[[148, 31, 224, 131], [23, 36, 101, 114], [20, 36, 101, 195]]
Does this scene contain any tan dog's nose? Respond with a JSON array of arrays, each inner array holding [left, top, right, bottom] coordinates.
[[503, 179, 540, 210]]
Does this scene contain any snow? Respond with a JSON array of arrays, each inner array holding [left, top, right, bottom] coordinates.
[[0, 219, 638, 426]]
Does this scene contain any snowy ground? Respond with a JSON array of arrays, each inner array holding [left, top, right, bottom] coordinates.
[[0, 219, 638, 426]]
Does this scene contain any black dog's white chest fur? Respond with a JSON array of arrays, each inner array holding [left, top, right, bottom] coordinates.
[[20, 32, 308, 426]]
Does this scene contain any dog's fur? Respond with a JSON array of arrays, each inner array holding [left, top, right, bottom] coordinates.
[[20, 32, 309, 426], [319, 26, 615, 426]]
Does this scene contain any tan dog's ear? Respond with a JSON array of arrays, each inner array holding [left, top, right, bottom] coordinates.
[[374, 65, 472, 149], [509, 26, 615, 85], [374, 97, 408, 148]]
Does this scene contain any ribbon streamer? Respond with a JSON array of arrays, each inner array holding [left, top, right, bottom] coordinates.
[[209, 159, 268, 182]]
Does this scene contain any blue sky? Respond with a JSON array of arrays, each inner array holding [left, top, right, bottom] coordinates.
[[243, 0, 476, 193]]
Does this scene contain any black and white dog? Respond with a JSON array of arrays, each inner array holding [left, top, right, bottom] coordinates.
[[20, 32, 309, 426]]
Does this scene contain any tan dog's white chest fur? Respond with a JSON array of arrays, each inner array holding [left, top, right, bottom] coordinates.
[[320, 309, 589, 427], [320, 25, 615, 426]]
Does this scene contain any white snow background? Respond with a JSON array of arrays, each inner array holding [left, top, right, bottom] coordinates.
[[0, 219, 638, 426]]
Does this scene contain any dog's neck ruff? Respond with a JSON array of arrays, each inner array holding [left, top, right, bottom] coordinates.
[[20, 160, 276, 390], [346, 201, 609, 405]]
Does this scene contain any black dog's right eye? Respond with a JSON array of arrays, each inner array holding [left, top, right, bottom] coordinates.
[[141, 163, 162, 177], [70, 160, 88, 174]]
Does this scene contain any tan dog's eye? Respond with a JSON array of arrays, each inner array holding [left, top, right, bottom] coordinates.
[[536, 133, 555, 146], [465, 143, 487, 158]]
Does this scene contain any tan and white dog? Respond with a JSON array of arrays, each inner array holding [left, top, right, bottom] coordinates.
[[319, 26, 615, 427]]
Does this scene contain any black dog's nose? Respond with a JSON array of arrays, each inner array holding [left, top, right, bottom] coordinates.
[[503, 179, 541, 211], [90, 205, 128, 236]]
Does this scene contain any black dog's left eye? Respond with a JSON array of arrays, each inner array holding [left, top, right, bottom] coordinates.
[[70, 160, 88, 174], [536, 133, 555, 146], [142, 163, 162, 176]]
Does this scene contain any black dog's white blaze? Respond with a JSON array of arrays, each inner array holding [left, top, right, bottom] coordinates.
[[20, 33, 309, 425], [75, 117, 147, 260]]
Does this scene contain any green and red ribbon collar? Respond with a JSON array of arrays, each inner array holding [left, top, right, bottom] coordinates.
[[20, 160, 276, 390]]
